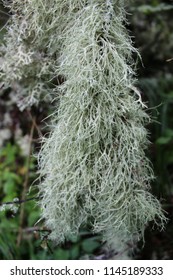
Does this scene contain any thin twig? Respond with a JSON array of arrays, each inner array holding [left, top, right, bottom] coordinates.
[[27, 109, 43, 137], [23, 227, 51, 233], [0, 226, 51, 233], [0, 197, 38, 206], [166, 58, 173, 62], [17, 118, 35, 246]]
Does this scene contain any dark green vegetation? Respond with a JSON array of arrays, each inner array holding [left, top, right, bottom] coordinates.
[[0, 0, 173, 259]]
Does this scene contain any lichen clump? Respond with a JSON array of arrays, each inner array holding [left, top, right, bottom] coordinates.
[[1, 0, 166, 250], [38, 0, 166, 247], [0, 0, 69, 108]]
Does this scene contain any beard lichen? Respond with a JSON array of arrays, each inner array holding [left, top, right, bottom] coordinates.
[[0, 0, 74, 108], [1, 0, 166, 251], [38, 0, 166, 249]]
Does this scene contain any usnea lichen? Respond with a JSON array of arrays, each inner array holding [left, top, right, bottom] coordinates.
[[0, 0, 73, 108], [1, 0, 166, 251], [38, 0, 166, 249]]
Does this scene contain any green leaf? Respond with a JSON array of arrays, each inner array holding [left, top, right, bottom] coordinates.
[[82, 238, 100, 253], [54, 248, 70, 260], [68, 234, 80, 243], [70, 245, 80, 259], [156, 129, 173, 145], [28, 210, 40, 226], [156, 136, 171, 145], [3, 180, 16, 194]]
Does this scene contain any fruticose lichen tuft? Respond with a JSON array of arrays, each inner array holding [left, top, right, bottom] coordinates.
[[0, 0, 73, 108], [1, 0, 166, 251], [38, 0, 166, 248]]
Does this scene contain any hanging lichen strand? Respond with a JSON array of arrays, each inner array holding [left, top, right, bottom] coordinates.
[[38, 0, 166, 249]]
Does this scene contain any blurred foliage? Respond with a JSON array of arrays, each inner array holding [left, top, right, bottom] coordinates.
[[0, 0, 173, 259], [131, 0, 173, 259], [139, 76, 173, 197], [0, 140, 102, 260]]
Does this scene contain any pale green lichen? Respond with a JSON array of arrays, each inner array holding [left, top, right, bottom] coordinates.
[[0, 0, 166, 251], [37, 0, 166, 249], [0, 0, 74, 108]]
